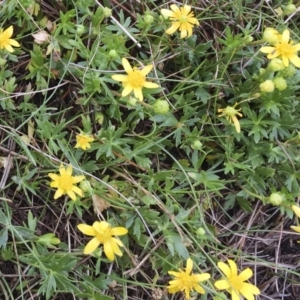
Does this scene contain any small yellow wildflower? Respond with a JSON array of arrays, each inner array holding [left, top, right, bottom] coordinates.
[[260, 29, 300, 67], [167, 258, 210, 299], [75, 133, 94, 150], [218, 105, 243, 133], [161, 4, 199, 39], [48, 165, 85, 201], [111, 58, 159, 102], [77, 221, 128, 261], [0, 26, 20, 52], [214, 259, 260, 300]]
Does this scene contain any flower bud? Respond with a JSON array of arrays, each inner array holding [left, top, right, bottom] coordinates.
[[79, 180, 92, 193], [191, 140, 203, 150], [76, 25, 85, 36], [152, 100, 170, 115], [281, 64, 296, 77], [259, 80, 275, 93], [108, 49, 118, 58], [128, 97, 138, 106], [269, 192, 284, 206], [103, 7, 112, 18], [0, 58, 6, 67], [263, 28, 281, 45], [144, 13, 154, 24], [268, 58, 285, 72], [273, 77, 287, 91], [95, 112, 104, 125], [196, 227, 206, 236], [283, 4, 297, 15]]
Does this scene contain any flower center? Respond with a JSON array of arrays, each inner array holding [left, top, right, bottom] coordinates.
[[96, 228, 112, 243], [78, 136, 89, 144], [230, 275, 244, 290], [276, 42, 294, 57], [127, 68, 145, 88], [225, 106, 238, 116], [58, 174, 73, 191], [179, 15, 188, 24], [179, 273, 195, 289]]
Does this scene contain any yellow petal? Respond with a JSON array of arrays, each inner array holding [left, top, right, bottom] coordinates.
[[260, 46, 275, 54], [166, 23, 181, 35], [289, 54, 300, 68], [83, 237, 100, 254], [54, 189, 63, 199], [292, 205, 300, 218], [143, 82, 159, 89], [238, 267, 253, 281], [240, 282, 260, 297], [48, 173, 58, 180], [72, 175, 85, 184], [282, 55, 289, 67], [8, 39, 20, 47], [111, 74, 128, 82], [228, 259, 238, 276], [193, 283, 205, 294], [214, 279, 230, 290], [282, 29, 290, 44], [291, 225, 300, 233], [72, 185, 84, 197], [67, 190, 77, 201], [160, 8, 174, 18], [4, 45, 14, 53], [182, 5, 191, 14], [193, 273, 211, 282], [170, 4, 180, 13], [3, 26, 13, 38], [133, 87, 143, 101], [218, 261, 231, 277], [111, 227, 128, 236], [232, 115, 241, 133], [122, 58, 133, 74], [104, 240, 115, 261], [140, 64, 153, 76], [109, 240, 123, 256], [186, 258, 193, 274], [77, 224, 96, 236], [231, 290, 240, 300], [122, 84, 133, 97]]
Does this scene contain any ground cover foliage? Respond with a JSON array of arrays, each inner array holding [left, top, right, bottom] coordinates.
[[1, 0, 300, 299]]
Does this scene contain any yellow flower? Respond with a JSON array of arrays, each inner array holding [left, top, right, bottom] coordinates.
[[218, 105, 243, 133], [48, 165, 85, 201], [74, 133, 94, 150], [77, 221, 128, 261], [0, 26, 20, 52], [214, 260, 260, 300], [260, 29, 300, 67], [111, 58, 159, 102], [161, 4, 199, 38], [167, 258, 210, 299]]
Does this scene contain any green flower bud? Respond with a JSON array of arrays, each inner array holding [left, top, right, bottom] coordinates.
[[259, 80, 275, 93], [152, 100, 170, 115], [128, 97, 138, 106], [263, 28, 281, 45], [95, 112, 104, 125], [76, 25, 85, 36], [1, 247, 13, 261], [103, 7, 112, 18], [283, 4, 297, 14], [281, 64, 296, 77], [79, 179, 92, 193], [258, 68, 266, 76], [273, 77, 287, 91], [191, 140, 203, 150], [144, 13, 154, 24], [196, 227, 206, 236], [268, 58, 285, 72], [244, 35, 253, 43], [108, 49, 118, 58], [269, 192, 284, 206], [0, 58, 7, 67]]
